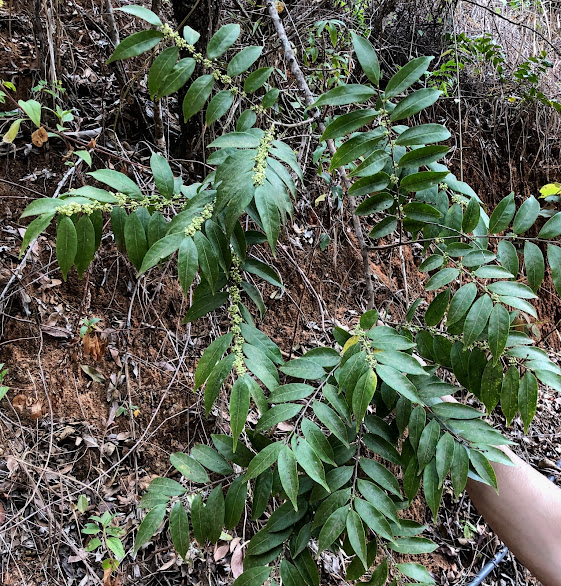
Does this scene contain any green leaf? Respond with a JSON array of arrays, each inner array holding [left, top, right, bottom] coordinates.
[[2, 119, 22, 143], [425, 289, 450, 326], [481, 359, 502, 414], [447, 282, 477, 325], [375, 350, 426, 375], [396, 563, 435, 584], [430, 402, 483, 420], [267, 499, 308, 532], [183, 291, 229, 323], [356, 479, 399, 523], [107, 30, 163, 64], [169, 502, 189, 560], [398, 145, 449, 168], [488, 303, 510, 362], [225, 475, 248, 529], [151, 152, 174, 199], [245, 442, 283, 480], [469, 450, 497, 491], [205, 484, 225, 543], [302, 419, 336, 465], [170, 452, 209, 484], [403, 459, 421, 502], [89, 169, 142, 200], [548, 244, 561, 297], [243, 257, 283, 288], [395, 123, 450, 146], [206, 90, 234, 125], [321, 110, 379, 142], [408, 406, 426, 451], [254, 184, 280, 253], [351, 32, 380, 84], [256, 403, 302, 432], [451, 442, 469, 498], [462, 197, 481, 233], [228, 46, 263, 77], [247, 526, 292, 555], [148, 46, 178, 99], [385, 56, 433, 98], [311, 84, 376, 108], [147, 477, 187, 496], [312, 401, 349, 447], [390, 88, 441, 121], [375, 365, 421, 404], [280, 561, 306, 586], [353, 498, 395, 542], [501, 366, 519, 426], [191, 494, 206, 543], [294, 549, 320, 586], [244, 67, 274, 93], [359, 458, 401, 497], [402, 173, 448, 194], [513, 196, 539, 234], [177, 236, 198, 296], [329, 130, 385, 170], [463, 294, 492, 347], [134, 504, 166, 554], [116, 5, 162, 26], [106, 536, 125, 561], [183, 75, 215, 122], [293, 437, 329, 491], [252, 468, 273, 520], [56, 216, 77, 281], [232, 567, 271, 586], [138, 232, 183, 275], [19, 211, 53, 257], [347, 510, 367, 570], [207, 23, 240, 60], [74, 215, 95, 278], [518, 372, 538, 433], [423, 458, 443, 522], [318, 506, 348, 553], [191, 444, 233, 475], [280, 358, 325, 380], [538, 212, 561, 238], [488, 192, 515, 233], [158, 58, 196, 98], [124, 213, 148, 271], [18, 99, 41, 127], [278, 446, 299, 510], [364, 559, 388, 586], [230, 376, 250, 451], [497, 240, 519, 278], [425, 268, 459, 291], [352, 369, 377, 430], [389, 537, 438, 554], [416, 419, 440, 473], [524, 241, 544, 292], [369, 215, 397, 239], [111, 206, 127, 252], [195, 333, 233, 391], [435, 432, 455, 487], [488, 281, 537, 300]]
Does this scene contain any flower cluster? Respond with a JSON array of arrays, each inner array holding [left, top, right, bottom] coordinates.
[[252, 124, 276, 186], [228, 255, 247, 376], [183, 202, 215, 237], [58, 201, 113, 216], [352, 325, 379, 369]]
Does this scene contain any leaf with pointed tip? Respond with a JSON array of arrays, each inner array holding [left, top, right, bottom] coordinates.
[[488, 303, 510, 362], [318, 506, 348, 553], [207, 24, 240, 59], [463, 295, 493, 347], [169, 502, 189, 560], [245, 442, 283, 480], [56, 216, 77, 281], [469, 450, 498, 491], [107, 30, 163, 64], [134, 504, 166, 554], [423, 459, 443, 522], [170, 452, 209, 484], [278, 446, 299, 511], [518, 371, 538, 433], [416, 419, 441, 473], [351, 32, 380, 84]]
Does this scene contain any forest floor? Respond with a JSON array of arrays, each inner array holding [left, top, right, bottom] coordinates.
[[0, 0, 560, 585]]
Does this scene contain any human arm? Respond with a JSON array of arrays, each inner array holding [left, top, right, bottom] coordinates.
[[441, 396, 561, 585]]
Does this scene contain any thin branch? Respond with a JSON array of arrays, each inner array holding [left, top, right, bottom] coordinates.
[[266, 0, 376, 309]]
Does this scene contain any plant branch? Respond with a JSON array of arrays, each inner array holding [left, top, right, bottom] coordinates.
[[266, 0, 376, 309]]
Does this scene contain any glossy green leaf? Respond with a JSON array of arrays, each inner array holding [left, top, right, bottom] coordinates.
[[416, 419, 440, 473], [133, 504, 166, 554], [425, 268, 459, 291], [548, 244, 561, 297], [352, 369, 377, 430], [518, 372, 538, 433], [169, 502, 189, 560], [524, 241, 544, 292], [321, 110, 378, 142], [395, 123, 450, 146], [451, 442, 469, 498], [501, 366, 519, 426], [538, 212, 561, 238], [170, 452, 209, 484], [195, 333, 233, 391], [244, 67, 274, 93], [278, 446, 299, 510], [117, 5, 162, 26], [375, 365, 421, 404], [245, 442, 283, 480], [435, 432, 455, 487], [351, 32, 380, 84], [423, 459, 443, 522], [183, 74, 214, 121], [390, 88, 441, 121], [230, 376, 250, 451], [124, 212, 148, 270], [228, 46, 263, 77], [497, 239, 519, 278], [488, 192, 515, 233], [469, 450, 497, 491], [311, 84, 376, 108], [318, 506, 348, 553], [225, 475, 248, 529], [353, 498, 395, 543], [385, 56, 433, 99], [75, 215, 95, 278], [513, 196, 539, 234], [107, 30, 163, 64], [347, 510, 367, 570], [232, 567, 271, 586], [191, 444, 233, 475], [463, 294, 492, 347], [56, 216, 77, 281], [148, 46, 178, 99], [488, 303, 510, 362], [207, 23, 240, 59]]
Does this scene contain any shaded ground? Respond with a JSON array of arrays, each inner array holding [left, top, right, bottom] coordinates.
[[1, 0, 560, 585]]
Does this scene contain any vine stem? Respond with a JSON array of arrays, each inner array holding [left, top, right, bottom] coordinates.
[[266, 0, 376, 310]]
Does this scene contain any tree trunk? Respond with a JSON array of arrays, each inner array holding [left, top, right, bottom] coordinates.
[[170, 0, 221, 160]]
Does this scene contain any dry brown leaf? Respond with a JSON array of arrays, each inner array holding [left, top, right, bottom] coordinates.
[[275, 1, 285, 13], [87, 138, 97, 149], [214, 543, 229, 562], [83, 333, 108, 361], [0, 502, 5, 525], [30, 400, 44, 420], [231, 543, 244, 578], [12, 394, 27, 413], [31, 127, 48, 147]]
